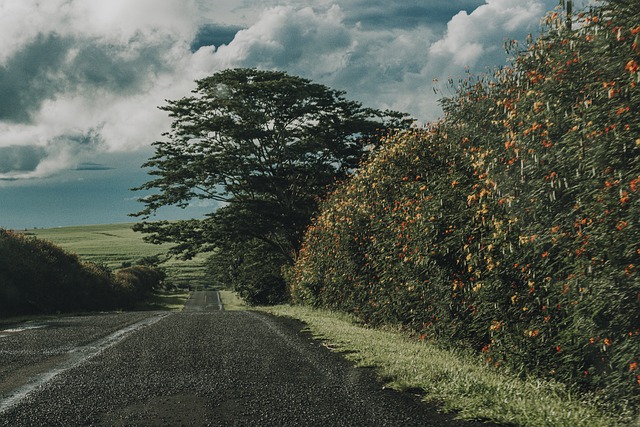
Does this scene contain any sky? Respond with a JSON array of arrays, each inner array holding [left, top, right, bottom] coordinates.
[[0, 0, 592, 229]]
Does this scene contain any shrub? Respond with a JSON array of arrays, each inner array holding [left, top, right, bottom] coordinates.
[[0, 230, 164, 316], [290, 0, 640, 408], [207, 239, 290, 305], [114, 265, 165, 307]]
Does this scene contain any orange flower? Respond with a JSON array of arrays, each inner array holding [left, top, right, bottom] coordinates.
[[542, 251, 550, 258], [604, 338, 612, 346], [626, 60, 639, 74], [617, 106, 630, 115], [632, 27, 640, 35], [616, 221, 629, 231], [630, 362, 638, 372], [620, 191, 630, 204]]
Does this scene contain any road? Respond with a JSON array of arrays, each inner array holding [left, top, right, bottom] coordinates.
[[0, 291, 491, 426]]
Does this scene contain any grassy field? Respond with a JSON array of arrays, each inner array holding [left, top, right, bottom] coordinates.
[[25, 223, 210, 289]]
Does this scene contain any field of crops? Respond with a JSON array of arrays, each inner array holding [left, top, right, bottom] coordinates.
[[26, 223, 210, 289]]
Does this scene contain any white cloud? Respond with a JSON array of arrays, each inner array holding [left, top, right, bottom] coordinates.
[[1, 0, 582, 181], [429, 0, 551, 68]]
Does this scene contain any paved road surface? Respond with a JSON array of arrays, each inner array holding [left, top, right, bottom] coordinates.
[[183, 290, 223, 312], [0, 292, 493, 426]]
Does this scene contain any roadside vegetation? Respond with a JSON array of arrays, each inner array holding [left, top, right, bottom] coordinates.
[[0, 228, 164, 317], [218, 290, 248, 311], [288, 0, 639, 422], [27, 223, 209, 289], [261, 305, 630, 427]]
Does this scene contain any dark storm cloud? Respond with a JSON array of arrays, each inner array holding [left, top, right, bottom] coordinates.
[[68, 36, 170, 94], [0, 145, 47, 174], [50, 130, 103, 148], [343, 0, 485, 28], [190, 23, 243, 52], [0, 33, 69, 123], [73, 162, 115, 171], [0, 32, 171, 124], [0, 129, 104, 179]]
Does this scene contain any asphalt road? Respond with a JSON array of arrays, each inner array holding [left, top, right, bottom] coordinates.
[[0, 291, 492, 426]]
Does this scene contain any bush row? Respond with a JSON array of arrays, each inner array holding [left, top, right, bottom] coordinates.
[[289, 1, 639, 407], [0, 229, 164, 316]]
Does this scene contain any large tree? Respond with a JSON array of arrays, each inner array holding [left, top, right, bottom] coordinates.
[[132, 69, 411, 268]]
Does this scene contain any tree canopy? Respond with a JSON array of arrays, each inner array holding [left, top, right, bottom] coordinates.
[[132, 68, 411, 298]]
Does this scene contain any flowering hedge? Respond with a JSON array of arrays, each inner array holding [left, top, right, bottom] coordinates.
[[289, 1, 640, 406]]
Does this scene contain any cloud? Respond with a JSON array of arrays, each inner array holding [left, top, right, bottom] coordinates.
[[233, 0, 486, 29], [336, 0, 486, 29], [211, 6, 353, 70], [191, 23, 243, 52], [0, 33, 70, 123], [0, 130, 103, 180], [0, 146, 46, 174], [0, 33, 174, 124], [1, 0, 585, 183], [429, 0, 551, 68], [73, 162, 115, 171], [193, 5, 439, 114]]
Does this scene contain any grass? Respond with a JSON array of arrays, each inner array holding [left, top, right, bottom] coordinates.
[[25, 223, 210, 288], [135, 290, 190, 311], [258, 304, 635, 427], [218, 290, 248, 311]]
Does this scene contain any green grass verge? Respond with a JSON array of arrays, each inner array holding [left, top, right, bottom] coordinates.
[[218, 290, 248, 311], [135, 290, 190, 311], [258, 304, 635, 427]]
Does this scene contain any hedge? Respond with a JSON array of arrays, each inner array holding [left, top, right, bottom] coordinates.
[[289, 0, 640, 407], [0, 229, 164, 316]]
